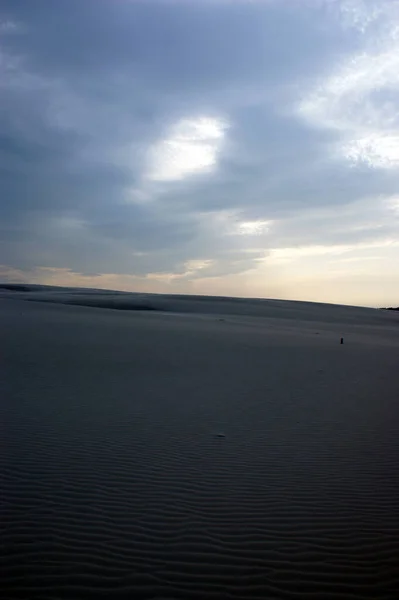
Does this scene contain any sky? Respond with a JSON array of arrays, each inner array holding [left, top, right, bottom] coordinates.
[[1, 0, 399, 307]]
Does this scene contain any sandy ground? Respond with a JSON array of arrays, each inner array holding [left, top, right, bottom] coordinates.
[[2, 287, 399, 599]]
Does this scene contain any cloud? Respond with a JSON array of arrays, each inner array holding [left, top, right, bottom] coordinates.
[[1, 0, 399, 306], [335, 0, 386, 32], [268, 239, 399, 263], [146, 116, 228, 182], [235, 220, 271, 235], [298, 0, 399, 169]]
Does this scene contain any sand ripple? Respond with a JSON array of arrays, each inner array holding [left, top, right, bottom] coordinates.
[[2, 297, 399, 598]]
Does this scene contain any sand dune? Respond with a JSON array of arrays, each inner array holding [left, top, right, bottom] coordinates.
[[1, 283, 397, 325], [2, 287, 399, 599]]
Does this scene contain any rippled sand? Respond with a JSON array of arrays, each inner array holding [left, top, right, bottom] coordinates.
[[2, 286, 399, 599]]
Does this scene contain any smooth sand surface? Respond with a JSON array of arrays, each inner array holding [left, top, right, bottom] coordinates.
[[2, 287, 399, 599]]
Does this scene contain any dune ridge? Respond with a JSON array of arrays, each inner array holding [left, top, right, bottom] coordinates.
[[2, 288, 399, 598], [1, 283, 398, 325]]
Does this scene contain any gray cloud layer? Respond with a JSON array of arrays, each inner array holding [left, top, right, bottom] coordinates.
[[1, 0, 399, 303]]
